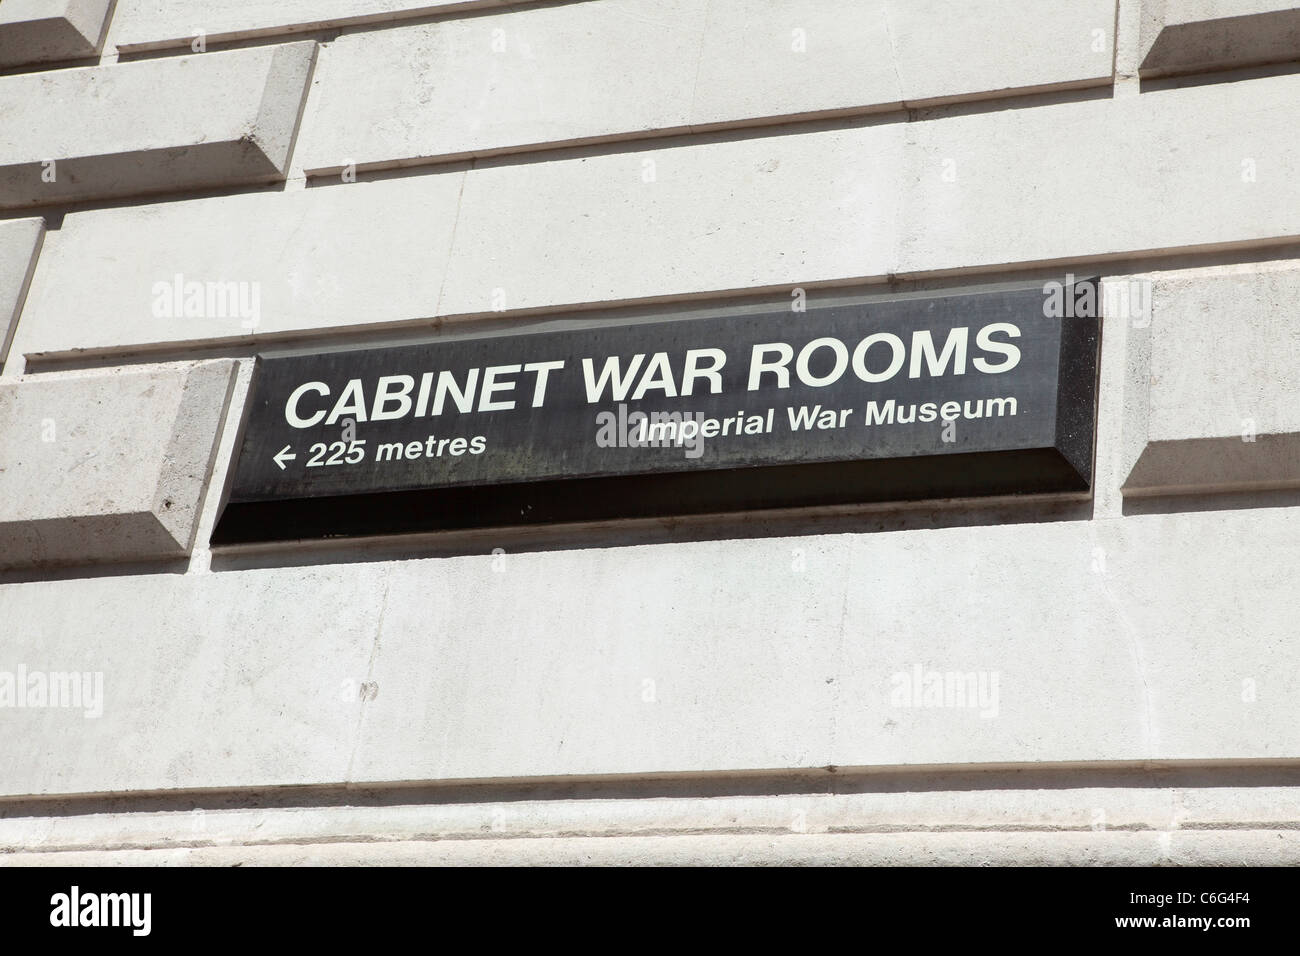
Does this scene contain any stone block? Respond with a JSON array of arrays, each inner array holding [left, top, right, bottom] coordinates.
[[1122, 263, 1300, 496], [0, 218, 44, 372], [110, 0, 543, 52], [1141, 0, 1300, 77], [0, 42, 317, 209], [296, 0, 1116, 174], [0, 361, 238, 568], [0, 0, 113, 68]]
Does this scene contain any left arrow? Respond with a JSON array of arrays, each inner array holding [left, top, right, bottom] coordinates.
[[273, 445, 297, 470]]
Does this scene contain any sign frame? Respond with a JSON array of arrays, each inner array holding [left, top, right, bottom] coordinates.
[[212, 281, 1101, 545]]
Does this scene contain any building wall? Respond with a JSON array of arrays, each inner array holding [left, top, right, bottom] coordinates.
[[2, 0, 1300, 864]]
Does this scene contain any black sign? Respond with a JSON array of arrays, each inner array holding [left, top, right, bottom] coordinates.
[[212, 282, 1099, 544]]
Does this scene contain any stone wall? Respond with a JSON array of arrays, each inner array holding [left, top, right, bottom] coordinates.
[[2, 0, 1299, 864]]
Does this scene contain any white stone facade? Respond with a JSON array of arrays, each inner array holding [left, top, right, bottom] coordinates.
[[1, 0, 1299, 865]]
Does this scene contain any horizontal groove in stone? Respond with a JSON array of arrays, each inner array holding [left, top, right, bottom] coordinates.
[[4, 781, 1300, 855], [299, 83, 1115, 183]]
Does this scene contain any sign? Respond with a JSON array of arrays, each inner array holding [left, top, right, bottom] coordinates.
[[212, 282, 1100, 544]]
